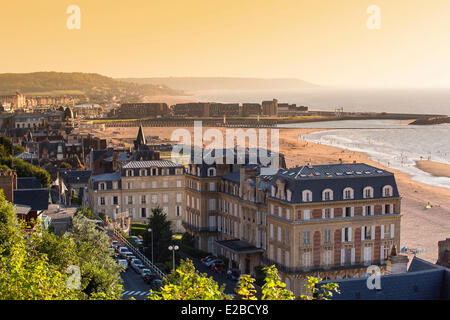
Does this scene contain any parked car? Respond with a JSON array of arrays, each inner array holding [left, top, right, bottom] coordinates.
[[112, 241, 120, 248], [151, 279, 164, 291], [119, 247, 131, 258], [116, 259, 128, 272], [201, 255, 216, 263], [141, 269, 152, 279], [125, 253, 136, 262], [205, 258, 223, 268], [131, 259, 145, 273], [226, 268, 241, 281], [143, 273, 159, 284], [211, 262, 226, 274]]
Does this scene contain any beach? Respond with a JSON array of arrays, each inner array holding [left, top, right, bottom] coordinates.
[[98, 126, 450, 264]]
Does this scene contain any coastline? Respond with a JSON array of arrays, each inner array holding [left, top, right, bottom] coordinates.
[[415, 160, 450, 178], [98, 126, 450, 264]]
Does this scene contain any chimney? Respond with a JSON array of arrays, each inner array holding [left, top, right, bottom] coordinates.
[[437, 238, 450, 268], [386, 245, 409, 274], [239, 166, 245, 197], [0, 169, 17, 203]]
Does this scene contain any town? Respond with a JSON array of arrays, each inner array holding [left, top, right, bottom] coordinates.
[[0, 90, 448, 301]]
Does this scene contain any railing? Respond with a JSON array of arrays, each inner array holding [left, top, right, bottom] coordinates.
[[182, 221, 218, 233], [261, 256, 383, 275], [110, 229, 166, 279]]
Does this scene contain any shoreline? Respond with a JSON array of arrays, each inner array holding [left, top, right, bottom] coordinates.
[[415, 160, 450, 178], [97, 126, 450, 264]]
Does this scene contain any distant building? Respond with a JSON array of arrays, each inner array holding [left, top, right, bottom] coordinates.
[[0, 92, 25, 110], [262, 99, 278, 116], [437, 238, 450, 268], [118, 103, 170, 118]]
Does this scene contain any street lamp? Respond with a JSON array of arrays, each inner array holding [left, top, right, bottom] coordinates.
[[148, 228, 154, 264], [168, 245, 179, 271]]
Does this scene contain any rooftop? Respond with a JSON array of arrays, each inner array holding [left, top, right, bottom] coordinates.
[[122, 160, 183, 169]]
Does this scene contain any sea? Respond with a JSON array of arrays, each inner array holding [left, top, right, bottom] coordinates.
[[192, 88, 450, 189]]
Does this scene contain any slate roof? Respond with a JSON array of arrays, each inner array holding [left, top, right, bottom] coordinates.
[[17, 177, 42, 189], [59, 170, 92, 185], [122, 160, 183, 169], [13, 189, 50, 211], [215, 239, 264, 254], [270, 163, 399, 203], [320, 257, 450, 300]]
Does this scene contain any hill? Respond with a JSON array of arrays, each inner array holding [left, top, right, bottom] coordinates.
[[0, 72, 183, 103], [118, 77, 319, 92]]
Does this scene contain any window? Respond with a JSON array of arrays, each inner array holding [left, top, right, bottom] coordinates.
[[152, 194, 157, 203], [323, 208, 333, 219], [277, 227, 282, 242], [342, 227, 352, 242], [364, 206, 373, 216], [271, 186, 276, 197], [126, 169, 133, 177], [322, 189, 333, 201], [209, 182, 216, 191], [141, 208, 146, 218], [209, 199, 216, 211], [141, 195, 146, 204], [163, 194, 168, 203], [383, 185, 393, 197], [176, 206, 182, 217], [303, 210, 310, 220], [343, 187, 354, 200], [113, 196, 118, 205], [324, 249, 332, 266], [99, 182, 106, 190], [303, 231, 311, 245], [100, 197, 105, 206], [207, 168, 216, 177], [151, 168, 158, 176], [140, 169, 147, 176], [362, 226, 373, 240], [163, 180, 168, 188], [324, 229, 331, 244], [384, 204, 392, 214], [112, 181, 118, 190], [363, 187, 374, 199], [364, 247, 372, 265], [345, 207, 352, 217], [303, 252, 311, 268], [176, 180, 182, 188], [127, 196, 133, 205], [176, 193, 182, 202], [286, 190, 292, 201], [302, 190, 312, 202]]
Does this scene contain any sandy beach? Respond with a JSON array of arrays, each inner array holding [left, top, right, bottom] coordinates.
[[416, 160, 450, 178], [98, 126, 450, 264]]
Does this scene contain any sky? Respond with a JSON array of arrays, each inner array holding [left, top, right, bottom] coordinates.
[[2, 0, 450, 88]]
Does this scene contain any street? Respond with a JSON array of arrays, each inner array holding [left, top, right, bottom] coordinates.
[[120, 267, 152, 300]]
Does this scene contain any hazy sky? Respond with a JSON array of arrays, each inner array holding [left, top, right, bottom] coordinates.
[[2, 0, 450, 87]]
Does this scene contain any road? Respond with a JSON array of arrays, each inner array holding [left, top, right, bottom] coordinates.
[[120, 267, 152, 300]]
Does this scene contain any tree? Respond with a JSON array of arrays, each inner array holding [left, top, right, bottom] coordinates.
[[145, 206, 173, 265], [0, 191, 23, 255], [75, 206, 97, 220], [148, 259, 231, 300]]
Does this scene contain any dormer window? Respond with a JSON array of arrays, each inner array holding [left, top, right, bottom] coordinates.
[[126, 169, 134, 177], [99, 182, 106, 190], [197, 167, 201, 177], [302, 190, 312, 202], [363, 186, 374, 199], [207, 167, 216, 177], [382, 185, 393, 197], [286, 189, 292, 202], [322, 189, 333, 201], [271, 185, 276, 197], [151, 168, 158, 176], [140, 169, 147, 176], [343, 187, 354, 200]]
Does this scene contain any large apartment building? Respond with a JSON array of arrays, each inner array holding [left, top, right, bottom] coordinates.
[[88, 160, 186, 233], [183, 159, 401, 296]]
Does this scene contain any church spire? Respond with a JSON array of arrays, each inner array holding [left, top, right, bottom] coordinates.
[[136, 124, 146, 146]]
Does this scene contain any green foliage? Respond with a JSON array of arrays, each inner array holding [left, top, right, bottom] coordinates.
[[75, 206, 96, 220], [145, 206, 173, 264], [0, 193, 123, 300], [260, 265, 295, 300], [236, 274, 258, 300], [148, 259, 231, 300], [0, 138, 51, 188], [0, 242, 79, 300], [300, 276, 341, 300], [181, 232, 194, 247]]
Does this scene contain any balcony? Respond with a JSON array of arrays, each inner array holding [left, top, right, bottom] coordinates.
[[182, 221, 218, 233], [261, 256, 383, 275]]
